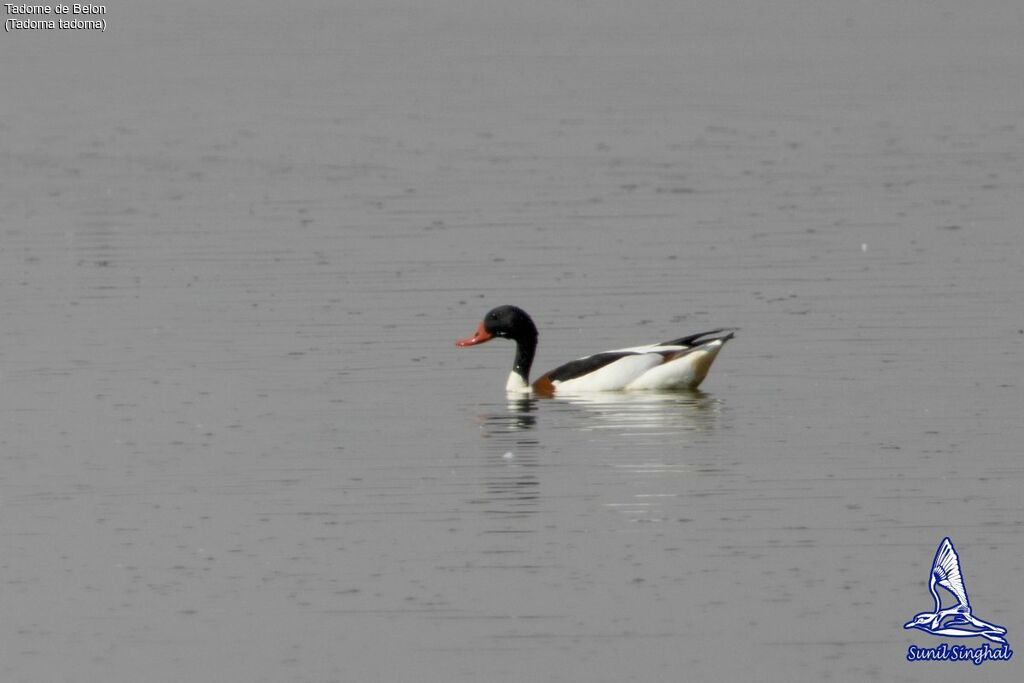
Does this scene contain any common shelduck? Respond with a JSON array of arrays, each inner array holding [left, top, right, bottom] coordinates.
[[455, 305, 735, 396]]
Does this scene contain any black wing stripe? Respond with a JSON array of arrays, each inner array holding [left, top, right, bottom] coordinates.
[[542, 352, 638, 383], [541, 329, 737, 384], [658, 328, 736, 348]]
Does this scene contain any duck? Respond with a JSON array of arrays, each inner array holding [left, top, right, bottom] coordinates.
[[455, 305, 734, 396]]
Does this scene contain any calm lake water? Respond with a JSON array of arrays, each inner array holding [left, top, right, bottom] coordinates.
[[2, 1, 1022, 681]]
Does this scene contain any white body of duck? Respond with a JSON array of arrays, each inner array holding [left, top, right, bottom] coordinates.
[[455, 305, 734, 396]]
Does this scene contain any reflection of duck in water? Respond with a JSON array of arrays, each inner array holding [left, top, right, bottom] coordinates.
[[904, 538, 1008, 644], [471, 400, 542, 519], [456, 306, 734, 396], [558, 389, 723, 438]]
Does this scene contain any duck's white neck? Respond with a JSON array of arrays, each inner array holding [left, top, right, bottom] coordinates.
[[505, 371, 530, 393]]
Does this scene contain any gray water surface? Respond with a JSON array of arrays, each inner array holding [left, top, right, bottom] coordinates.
[[2, 1, 1023, 681]]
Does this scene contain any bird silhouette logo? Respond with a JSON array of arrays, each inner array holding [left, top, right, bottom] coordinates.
[[904, 537, 1008, 644]]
